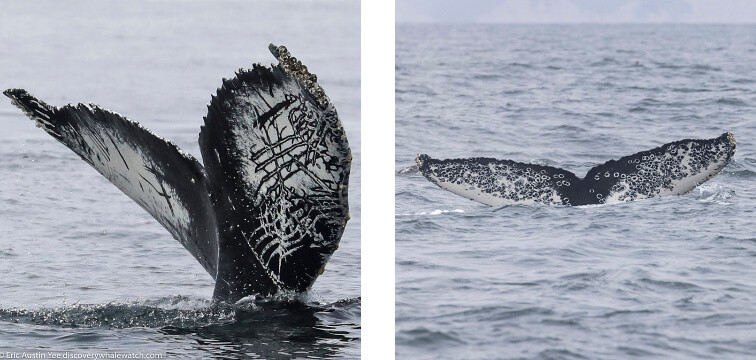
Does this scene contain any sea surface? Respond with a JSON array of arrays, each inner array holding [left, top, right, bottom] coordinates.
[[396, 24, 756, 359], [0, 1, 360, 359]]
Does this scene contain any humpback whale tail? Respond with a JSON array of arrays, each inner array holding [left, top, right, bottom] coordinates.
[[417, 133, 736, 206], [4, 44, 351, 303]]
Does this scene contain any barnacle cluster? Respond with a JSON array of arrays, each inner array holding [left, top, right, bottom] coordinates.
[[269, 44, 328, 108]]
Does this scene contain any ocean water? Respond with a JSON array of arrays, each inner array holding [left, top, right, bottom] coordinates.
[[0, 1, 360, 358], [396, 24, 756, 359]]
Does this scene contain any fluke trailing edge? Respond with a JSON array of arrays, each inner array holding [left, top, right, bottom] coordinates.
[[417, 133, 735, 206], [4, 44, 351, 303]]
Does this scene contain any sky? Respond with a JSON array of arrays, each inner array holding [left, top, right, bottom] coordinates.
[[396, 0, 756, 23]]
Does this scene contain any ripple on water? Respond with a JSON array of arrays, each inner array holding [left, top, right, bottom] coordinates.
[[397, 23, 756, 360], [715, 97, 750, 106], [397, 327, 466, 347]]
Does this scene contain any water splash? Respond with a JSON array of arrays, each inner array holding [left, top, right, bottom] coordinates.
[[396, 209, 465, 216], [695, 183, 734, 204]]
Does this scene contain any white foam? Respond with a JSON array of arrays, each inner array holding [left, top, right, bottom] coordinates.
[[695, 183, 733, 204], [396, 209, 465, 216]]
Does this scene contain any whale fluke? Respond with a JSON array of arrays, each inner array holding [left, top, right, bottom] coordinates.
[[5, 44, 350, 303], [417, 133, 735, 206]]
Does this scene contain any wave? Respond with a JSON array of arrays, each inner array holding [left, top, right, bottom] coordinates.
[[396, 327, 466, 347], [590, 57, 620, 67], [714, 97, 750, 106], [652, 62, 721, 72]]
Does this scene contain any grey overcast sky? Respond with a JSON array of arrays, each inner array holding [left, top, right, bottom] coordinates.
[[396, 0, 756, 23]]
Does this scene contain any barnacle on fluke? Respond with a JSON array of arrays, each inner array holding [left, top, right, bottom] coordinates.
[[269, 43, 329, 108]]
